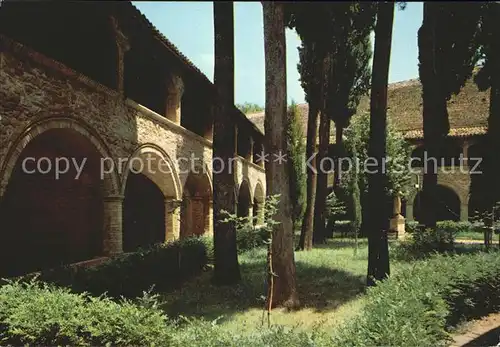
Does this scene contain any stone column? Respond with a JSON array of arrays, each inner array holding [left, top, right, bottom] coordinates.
[[165, 74, 184, 124], [206, 199, 214, 236], [182, 197, 193, 238], [102, 195, 124, 256], [165, 198, 180, 241], [234, 125, 239, 156], [389, 194, 406, 238], [110, 16, 130, 95], [248, 206, 254, 223], [462, 140, 469, 167], [406, 203, 414, 221], [246, 137, 253, 162], [460, 203, 469, 222]]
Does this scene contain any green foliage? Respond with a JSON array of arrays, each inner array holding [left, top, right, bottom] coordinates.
[[220, 195, 281, 253], [394, 221, 475, 260], [0, 279, 332, 347], [287, 101, 307, 229], [236, 102, 264, 114], [343, 111, 413, 197], [18, 238, 209, 299], [418, 3, 483, 137], [325, 191, 347, 221], [325, 4, 374, 130], [333, 251, 500, 346], [405, 220, 420, 233], [291, 3, 376, 119], [0, 279, 175, 346]]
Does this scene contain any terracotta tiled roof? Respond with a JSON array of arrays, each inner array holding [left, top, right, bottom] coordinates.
[[247, 76, 490, 141], [126, 2, 211, 84]]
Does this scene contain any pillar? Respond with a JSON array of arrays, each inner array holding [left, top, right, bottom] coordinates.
[[180, 197, 192, 239], [165, 74, 184, 124], [190, 196, 205, 236], [234, 125, 239, 156], [248, 206, 254, 223], [460, 203, 469, 222], [406, 203, 414, 222], [102, 195, 124, 256], [462, 140, 469, 167], [165, 197, 180, 241], [249, 137, 254, 163], [206, 199, 214, 236], [389, 194, 406, 238], [110, 16, 130, 95]]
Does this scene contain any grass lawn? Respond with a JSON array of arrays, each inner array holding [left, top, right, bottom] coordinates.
[[456, 231, 486, 241], [160, 238, 408, 335]]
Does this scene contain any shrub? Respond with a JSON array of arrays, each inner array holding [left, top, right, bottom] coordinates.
[[221, 195, 280, 253], [393, 221, 470, 259], [0, 280, 175, 346], [333, 251, 500, 347], [18, 237, 209, 299], [0, 280, 331, 346], [405, 220, 420, 233]]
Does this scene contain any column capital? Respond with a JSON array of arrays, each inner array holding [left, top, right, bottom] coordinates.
[[104, 194, 125, 202]]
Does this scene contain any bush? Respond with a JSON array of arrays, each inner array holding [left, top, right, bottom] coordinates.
[[405, 220, 420, 233], [236, 225, 269, 253], [0, 280, 330, 346], [394, 221, 472, 259], [333, 251, 500, 347], [0, 280, 175, 346], [18, 237, 209, 299]]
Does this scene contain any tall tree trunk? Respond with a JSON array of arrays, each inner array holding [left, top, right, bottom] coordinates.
[[485, 4, 500, 216], [213, 1, 240, 285], [262, 1, 300, 309], [297, 102, 319, 251], [366, 1, 394, 287], [334, 126, 344, 187], [313, 109, 330, 245], [418, 3, 449, 229]]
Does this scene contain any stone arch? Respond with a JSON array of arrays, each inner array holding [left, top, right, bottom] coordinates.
[[0, 117, 120, 277], [180, 168, 213, 238], [121, 144, 182, 251], [413, 184, 461, 222], [237, 179, 252, 218], [0, 117, 119, 197], [120, 144, 181, 200], [253, 180, 265, 226]]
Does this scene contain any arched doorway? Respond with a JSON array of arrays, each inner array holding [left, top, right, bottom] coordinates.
[[253, 181, 265, 226], [121, 148, 181, 251], [237, 180, 252, 218], [0, 127, 109, 276], [123, 173, 164, 252], [413, 184, 461, 222], [180, 170, 212, 238]]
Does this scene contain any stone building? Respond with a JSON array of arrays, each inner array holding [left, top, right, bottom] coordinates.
[[247, 75, 490, 227], [0, 1, 266, 276]]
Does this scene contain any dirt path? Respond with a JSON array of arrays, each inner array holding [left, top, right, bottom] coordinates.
[[450, 312, 500, 347]]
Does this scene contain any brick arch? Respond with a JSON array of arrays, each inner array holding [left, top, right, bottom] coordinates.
[[180, 167, 213, 238], [237, 178, 252, 218], [0, 117, 120, 197], [180, 162, 213, 198], [254, 179, 265, 203], [252, 179, 266, 226], [120, 144, 181, 200], [237, 177, 253, 202], [436, 178, 467, 205]]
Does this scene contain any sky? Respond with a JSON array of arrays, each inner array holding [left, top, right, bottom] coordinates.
[[132, 2, 423, 106]]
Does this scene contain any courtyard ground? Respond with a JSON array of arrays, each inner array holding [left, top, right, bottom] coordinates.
[[161, 239, 370, 334]]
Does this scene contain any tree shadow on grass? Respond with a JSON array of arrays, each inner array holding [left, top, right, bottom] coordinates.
[[160, 253, 365, 324]]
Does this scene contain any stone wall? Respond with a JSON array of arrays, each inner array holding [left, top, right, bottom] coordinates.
[[0, 35, 266, 273]]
